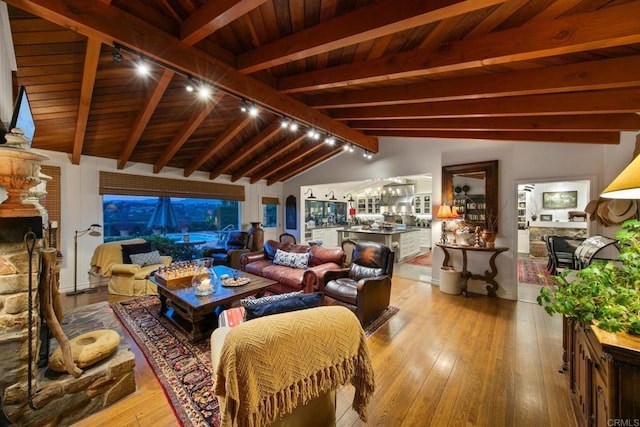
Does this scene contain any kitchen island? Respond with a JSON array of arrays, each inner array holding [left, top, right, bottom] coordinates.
[[337, 227, 429, 262]]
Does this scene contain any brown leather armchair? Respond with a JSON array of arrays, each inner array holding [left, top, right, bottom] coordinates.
[[319, 241, 394, 326], [202, 231, 251, 269]]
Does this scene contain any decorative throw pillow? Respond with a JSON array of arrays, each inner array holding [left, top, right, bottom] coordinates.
[[349, 263, 384, 281], [121, 241, 152, 264], [244, 292, 323, 320], [240, 290, 303, 308], [273, 249, 310, 269], [129, 250, 162, 267]]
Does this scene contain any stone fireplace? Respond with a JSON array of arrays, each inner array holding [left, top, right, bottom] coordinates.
[[0, 139, 136, 425]]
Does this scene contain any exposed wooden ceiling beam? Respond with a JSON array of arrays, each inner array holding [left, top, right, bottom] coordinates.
[[152, 93, 224, 173], [181, 0, 269, 46], [365, 130, 620, 144], [250, 142, 325, 183], [464, 0, 529, 39], [268, 146, 344, 185], [71, 38, 101, 164], [307, 56, 640, 109], [279, 2, 640, 93], [184, 115, 253, 177], [118, 69, 174, 169], [208, 120, 283, 179], [6, 0, 378, 152], [231, 134, 306, 181], [237, 0, 508, 73], [157, 0, 181, 21], [331, 88, 640, 120], [348, 115, 640, 132]]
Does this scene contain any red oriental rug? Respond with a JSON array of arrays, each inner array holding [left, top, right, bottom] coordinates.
[[406, 251, 432, 266], [111, 296, 398, 426], [518, 257, 554, 286]]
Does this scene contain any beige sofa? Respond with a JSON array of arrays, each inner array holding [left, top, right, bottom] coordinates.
[[90, 238, 171, 296]]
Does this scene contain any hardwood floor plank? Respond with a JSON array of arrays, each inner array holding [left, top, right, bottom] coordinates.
[[66, 275, 575, 426]]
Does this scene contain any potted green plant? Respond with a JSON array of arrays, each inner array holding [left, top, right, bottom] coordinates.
[[537, 219, 640, 335]]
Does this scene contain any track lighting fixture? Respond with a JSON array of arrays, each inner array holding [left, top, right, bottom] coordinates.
[[307, 128, 321, 140], [197, 84, 213, 99], [326, 191, 337, 201], [363, 150, 373, 159], [304, 189, 316, 199], [240, 100, 259, 117], [110, 42, 374, 157], [112, 45, 123, 62], [185, 76, 194, 92], [135, 56, 150, 76]]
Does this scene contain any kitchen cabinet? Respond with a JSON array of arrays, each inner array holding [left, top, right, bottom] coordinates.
[[413, 194, 431, 215], [310, 227, 339, 248], [566, 320, 640, 427], [418, 228, 431, 249], [357, 196, 380, 214], [399, 231, 421, 260]]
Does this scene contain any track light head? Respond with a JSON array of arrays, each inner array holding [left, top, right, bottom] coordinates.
[[112, 46, 123, 62], [135, 58, 150, 76], [197, 84, 212, 99]]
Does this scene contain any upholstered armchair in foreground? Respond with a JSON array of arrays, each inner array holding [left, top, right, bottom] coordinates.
[[319, 241, 394, 326], [211, 306, 375, 427], [202, 231, 252, 269], [90, 238, 171, 296]]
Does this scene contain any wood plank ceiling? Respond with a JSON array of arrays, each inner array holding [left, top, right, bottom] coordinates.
[[5, 0, 640, 185]]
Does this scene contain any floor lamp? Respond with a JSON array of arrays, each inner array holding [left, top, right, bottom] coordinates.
[[67, 224, 102, 296]]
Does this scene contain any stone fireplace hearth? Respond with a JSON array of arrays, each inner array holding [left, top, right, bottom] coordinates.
[[0, 140, 136, 425]]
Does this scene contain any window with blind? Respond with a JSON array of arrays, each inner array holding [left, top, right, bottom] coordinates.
[[99, 172, 245, 239]]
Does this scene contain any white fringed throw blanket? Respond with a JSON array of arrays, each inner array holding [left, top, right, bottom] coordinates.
[[213, 306, 375, 427]]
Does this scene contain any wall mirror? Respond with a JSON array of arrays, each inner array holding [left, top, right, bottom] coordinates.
[[442, 160, 499, 232]]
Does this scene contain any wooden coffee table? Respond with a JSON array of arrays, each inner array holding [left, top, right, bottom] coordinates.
[[151, 265, 276, 342]]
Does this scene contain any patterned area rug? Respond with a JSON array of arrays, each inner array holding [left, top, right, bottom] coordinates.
[[518, 257, 553, 286], [111, 296, 398, 426], [406, 251, 432, 266], [111, 296, 218, 427]]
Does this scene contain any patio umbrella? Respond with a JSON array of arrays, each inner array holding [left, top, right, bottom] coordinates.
[[147, 196, 179, 234]]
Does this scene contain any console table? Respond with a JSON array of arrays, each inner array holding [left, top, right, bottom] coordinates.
[[436, 244, 509, 297]]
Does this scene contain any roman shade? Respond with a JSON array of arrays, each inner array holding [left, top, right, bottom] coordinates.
[[99, 171, 245, 201]]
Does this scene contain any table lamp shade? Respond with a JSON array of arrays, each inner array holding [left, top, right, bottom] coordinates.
[[601, 155, 640, 199], [436, 205, 460, 219]]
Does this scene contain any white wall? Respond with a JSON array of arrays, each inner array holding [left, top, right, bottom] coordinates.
[[286, 132, 640, 300], [38, 150, 282, 293]]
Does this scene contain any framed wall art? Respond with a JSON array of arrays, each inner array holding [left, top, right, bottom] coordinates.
[[540, 214, 553, 221], [542, 190, 577, 209]]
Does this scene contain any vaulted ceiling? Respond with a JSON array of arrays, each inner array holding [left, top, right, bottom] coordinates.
[[5, 0, 640, 185]]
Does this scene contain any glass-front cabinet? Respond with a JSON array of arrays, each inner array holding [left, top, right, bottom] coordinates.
[[305, 200, 348, 226], [357, 196, 380, 214], [413, 194, 431, 215]]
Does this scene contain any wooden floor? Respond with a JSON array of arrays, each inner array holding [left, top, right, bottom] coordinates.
[[67, 276, 576, 427]]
